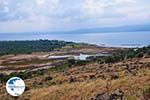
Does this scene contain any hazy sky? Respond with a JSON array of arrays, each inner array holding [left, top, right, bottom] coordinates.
[[0, 0, 150, 33]]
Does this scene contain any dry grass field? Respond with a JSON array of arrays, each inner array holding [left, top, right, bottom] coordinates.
[[0, 46, 150, 100]]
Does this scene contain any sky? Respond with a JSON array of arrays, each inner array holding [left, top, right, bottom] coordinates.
[[0, 0, 150, 33]]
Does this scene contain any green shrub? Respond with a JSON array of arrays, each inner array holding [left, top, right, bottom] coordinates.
[[126, 51, 136, 58], [136, 52, 144, 58], [147, 50, 150, 55], [104, 56, 114, 63], [0, 70, 46, 82], [75, 60, 87, 66], [104, 55, 119, 63], [68, 59, 76, 67], [45, 76, 53, 81], [49, 63, 69, 72]]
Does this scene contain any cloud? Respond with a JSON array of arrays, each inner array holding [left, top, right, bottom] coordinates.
[[0, 0, 8, 5], [36, 0, 46, 5], [81, 0, 105, 17], [114, 0, 136, 4], [0, 0, 149, 33], [79, 0, 135, 19], [3, 7, 10, 13]]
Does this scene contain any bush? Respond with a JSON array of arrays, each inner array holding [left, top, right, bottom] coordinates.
[[75, 60, 87, 66], [68, 59, 76, 67], [49, 63, 69, 72], [104, 56, 114, 63], [0, 72, 18, 82], [35, 70, 44, 76], [104, 54, 121, 63], [45, 76, 53, 81], [136, 52, 144, 58], [126, 51, 136, 58], [147, 50, 150, 55], [0, 70, 46, 82]]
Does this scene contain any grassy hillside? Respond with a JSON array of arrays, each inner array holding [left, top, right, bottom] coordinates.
[[0, 46, 150, 100]]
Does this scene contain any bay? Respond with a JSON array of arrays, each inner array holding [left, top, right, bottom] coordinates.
[[0, 31, 150, 47]]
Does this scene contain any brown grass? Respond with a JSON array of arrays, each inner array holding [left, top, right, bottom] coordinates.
[[0, 55, 150, 100]]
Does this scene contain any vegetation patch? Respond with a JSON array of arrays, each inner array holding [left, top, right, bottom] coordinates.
[[0, 40, 77, 56]]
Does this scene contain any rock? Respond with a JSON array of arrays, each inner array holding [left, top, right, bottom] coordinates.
[[110, 74, 119, 80], [145, 63, 150, 68], [25, 86, 30, 91], [64, 71, 71, 75], [68, 76, 75, 83], [91, 93, 110, 100], [91, 89, 124, 100], [110, 89, 124, 100], [89, 74, 96, 79]]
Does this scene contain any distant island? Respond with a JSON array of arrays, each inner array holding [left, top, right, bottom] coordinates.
[[47, 24, 150, 34]]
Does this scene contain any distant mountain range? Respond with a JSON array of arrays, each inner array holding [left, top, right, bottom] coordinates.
[[68, 24, 150, 34], [35, 24, 150, 34], [1, 24, 150, 34]]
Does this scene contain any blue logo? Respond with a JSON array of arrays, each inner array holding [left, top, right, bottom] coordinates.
[[6, 77, 25, 96]]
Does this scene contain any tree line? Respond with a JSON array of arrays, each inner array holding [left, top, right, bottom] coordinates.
[[0, 40, 74, 56]]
